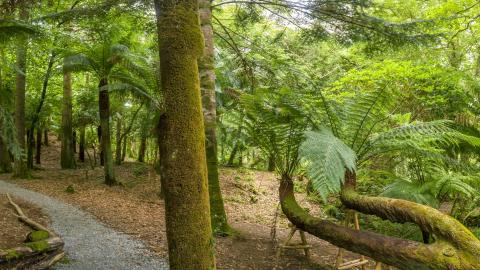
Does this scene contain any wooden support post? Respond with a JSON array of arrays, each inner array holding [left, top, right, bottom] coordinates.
[[335, 211, 369, 270], [276, 224, 311, 264]]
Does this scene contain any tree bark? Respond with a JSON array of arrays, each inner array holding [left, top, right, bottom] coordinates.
[[43, 129, 48, 146], [35, 128, 41, 164], [155, 0, 216, 268], [13, 4, 29, 178], [199, 0, 230, 235], [115, 117, 122, 165], [227, 143, 238, 166], [0, 136, 12, 173], [72, 131, 76, 153], [121, 135, 127, 161], [97, 125, 104, 165], [28, 52, 55, 169], [79, 126, 85, 162], [60, 64, 75, 169], [279, 174, 480, 270], [137, 135, 146, 162], [98, 78, 116, 185]]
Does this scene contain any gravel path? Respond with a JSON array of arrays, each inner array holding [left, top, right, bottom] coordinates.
[[0, 180, 168, 270]]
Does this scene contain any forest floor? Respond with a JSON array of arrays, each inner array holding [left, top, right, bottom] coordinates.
[[0, 136, 377, 270], [0, 195, 50, 249]]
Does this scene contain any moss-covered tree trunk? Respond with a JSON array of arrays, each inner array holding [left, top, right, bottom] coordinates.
[[13, 4, 29, 178], [60, 66, 75, 169], [115, 118, 122, 165], [98, 78, 116, 185], [198, 0, 230, 235], [155, 0, 216, 268], [79, 126, 85, 162], [279, 174, 480, 270]]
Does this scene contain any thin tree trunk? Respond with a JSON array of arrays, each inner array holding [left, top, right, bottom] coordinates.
[[98, 77, 116, 185], [79, 126, 85, 162], [43, 129, 49, 146], [60, 64, 75, 169], [35, 128, 41, 164], [199, 0, 230, 235], [267, 154, 275, 171], [115, 117, 122, 165], [13, 4, 29, 178], [121, 136, 127, 161], [155, 0, 215, 268], [137, 135, 146, 162], [27, 52, 55, 169], [227, 143, 238, 166]]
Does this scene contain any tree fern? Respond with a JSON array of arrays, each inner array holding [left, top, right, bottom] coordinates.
[[300, 128, 356, 201]]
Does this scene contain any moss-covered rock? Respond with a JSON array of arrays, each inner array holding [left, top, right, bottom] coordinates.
[[27, 230, 50, 242]]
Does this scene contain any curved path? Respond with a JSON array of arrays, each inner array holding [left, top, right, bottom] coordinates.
[[0, 180, 168, 270]]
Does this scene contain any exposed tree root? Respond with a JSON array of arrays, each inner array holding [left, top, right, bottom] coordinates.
[[0, 194, 64, 270]]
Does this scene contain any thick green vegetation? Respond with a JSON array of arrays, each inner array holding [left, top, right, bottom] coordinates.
[[1, 0, 480, 269]]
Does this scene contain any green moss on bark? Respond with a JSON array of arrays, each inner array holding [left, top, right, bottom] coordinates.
[[155, 0, 216, 269], [25, 240, 50, 252], [27, 230, 50, 242]]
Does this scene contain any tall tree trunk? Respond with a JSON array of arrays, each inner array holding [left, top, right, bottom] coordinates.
[[267, 154, 275, 171], [43, 129, 48, 146], [121, 136, 127, 161], [0, 136, 12, 173], [26, 129, 35, 168], [98, 78, 116, 185], [28, 52, 55, 169], [279, 172, 480, 270], [227, 143, 238, 166], [115, 117, 122, 165], [60, 66, 75, 169], [155, 0, 216, 268], [72, 131, 76, 153], [199, 0, 230, 235], [13, 4, 29, 178], [97, 125, 104, 166], [35, 128, 41, 164], [137, 135, 146, 162], [79, 126, 85, 162]]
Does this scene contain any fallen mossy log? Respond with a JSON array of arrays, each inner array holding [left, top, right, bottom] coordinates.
[[0, 194, 64, 270], [279, 178, 480, 270]]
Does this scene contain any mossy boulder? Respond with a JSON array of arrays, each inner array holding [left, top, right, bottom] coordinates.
[[26, 230, 50, 242]]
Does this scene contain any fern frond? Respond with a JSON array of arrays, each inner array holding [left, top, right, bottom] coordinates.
[[300, 128, 356, 201], [380, 179, 439, 207]]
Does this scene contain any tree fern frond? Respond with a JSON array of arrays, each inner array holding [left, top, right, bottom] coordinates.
[[380, 180, 439, 207], [300, 128, 357, 201], [63, 54, 96, 73]]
